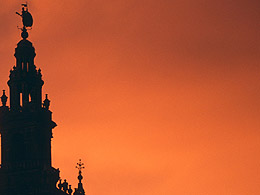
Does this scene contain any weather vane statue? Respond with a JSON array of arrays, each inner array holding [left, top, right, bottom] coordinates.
[[16, 3, 33, 39]]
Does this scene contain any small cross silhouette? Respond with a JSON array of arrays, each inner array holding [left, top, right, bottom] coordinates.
[[76, 159, 85, 171]]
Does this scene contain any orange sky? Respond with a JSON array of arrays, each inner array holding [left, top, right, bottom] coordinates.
[[0, 0, 260, 194]]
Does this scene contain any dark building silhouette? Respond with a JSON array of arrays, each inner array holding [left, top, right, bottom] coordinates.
[[0, 4, 86, 195]]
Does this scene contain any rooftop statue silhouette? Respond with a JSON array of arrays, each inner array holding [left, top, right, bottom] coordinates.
[[0, 3, 86, 195], [16, 3, 33, 27], [16, 3, 33, 40]]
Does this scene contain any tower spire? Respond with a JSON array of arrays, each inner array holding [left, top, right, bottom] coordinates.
[[74, 159, 86, 195], [8, 3, 43, 111]]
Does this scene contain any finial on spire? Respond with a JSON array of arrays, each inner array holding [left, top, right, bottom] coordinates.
[[76, 159, 85, 173], [16, 3, 33, 39], [1, 90, 8, 107], [21, 27, 28, 39], [74, 159, 86, 195]]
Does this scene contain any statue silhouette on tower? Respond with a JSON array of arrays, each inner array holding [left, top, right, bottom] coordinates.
[[16, 3, 33, 39]]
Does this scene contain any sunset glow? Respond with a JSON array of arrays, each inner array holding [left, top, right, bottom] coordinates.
[[0, 1, 259, 194]]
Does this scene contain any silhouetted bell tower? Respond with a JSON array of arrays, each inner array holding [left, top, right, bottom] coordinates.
[[0, 4, 68, 195], [0, 4, 86, 195]]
